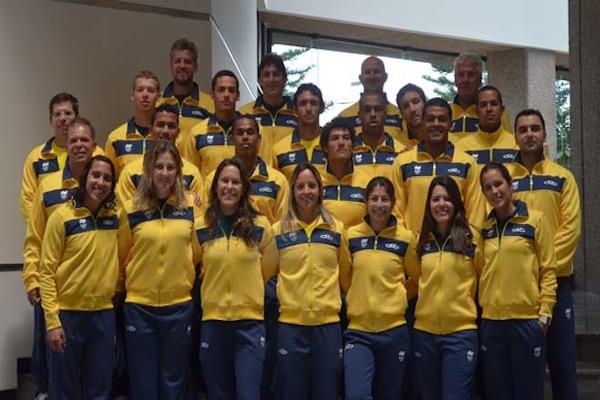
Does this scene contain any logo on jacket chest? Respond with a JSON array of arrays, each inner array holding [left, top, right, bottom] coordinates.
[[125, 143, 133, 153]]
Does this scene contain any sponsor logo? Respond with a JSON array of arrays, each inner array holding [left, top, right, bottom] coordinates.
[[320, 233, 334, 241], [344, 343, 354, 351], [512, 227, 526, 234], [350, 193, 363, 199], [200, 341, 209, 349], [448, 167, 460, 174], [414, 351, 422, 358], [259, 186, 273, 193], [125, 143, 133, 153], [503, 153, 515, 160], [103, 219, 114, 226], [385, 242, 400, 251], [398, 350, 406, 362], [386, 156, 395, 162], [278, 348, 288, 355], [286, 119, 297, 126], [125, 325, 136, 332], [172, 210, 187, 217], [544, 179, 558, 187], [480, 345, 487, 352], [192, 110, 203, 116], [467, 350, 475, 362]]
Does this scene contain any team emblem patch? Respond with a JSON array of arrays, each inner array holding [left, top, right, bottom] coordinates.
[[125, 143, 133, 153], [398, 350, 406, 362], [60, 190, 69, 200], [467, 350, 475, 362], [289, 153, 296, 163], [78, 218, 87, 229], [42, 161, 50, 172], [360, 238, 369, 248], [414, 165, 422, 175], [207, 135, 214, 144]]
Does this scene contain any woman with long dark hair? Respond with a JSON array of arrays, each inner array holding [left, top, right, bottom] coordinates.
[[274, 163, 351, 400], [478, 163, 557, 400], [196, 158, 277, 400], [413, 176, 483, 399], [40, 155, 119, 399], [118, 140, 200, 400], [344, 176, 418, 399]]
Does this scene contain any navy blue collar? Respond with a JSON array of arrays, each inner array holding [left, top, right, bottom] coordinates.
[[163, 81, 199, 101], [417, 141, 455, 158]]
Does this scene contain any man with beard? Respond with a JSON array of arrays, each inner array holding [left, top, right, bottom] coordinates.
[[396, 83, 428, 148]]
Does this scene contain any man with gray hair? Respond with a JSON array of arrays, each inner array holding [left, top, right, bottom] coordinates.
[[450, 53, 512, 142]]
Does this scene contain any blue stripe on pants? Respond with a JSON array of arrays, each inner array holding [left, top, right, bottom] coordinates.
[[344, 325, 409, 400], [47, 309, 115, 400], [413, 329, 478, 400], [32, 301, 48, 394], [124, 302, 193, 400], [277, 322, 342, 400], [200, 320, 265, 400], [547, 276, 578, 400], [480, 319, 545, 400]]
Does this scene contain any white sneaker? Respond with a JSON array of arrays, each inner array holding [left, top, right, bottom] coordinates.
[[34, 393, 48, 400]]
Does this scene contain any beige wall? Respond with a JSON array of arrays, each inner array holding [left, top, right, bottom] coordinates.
[[0, 0, 210, 390]]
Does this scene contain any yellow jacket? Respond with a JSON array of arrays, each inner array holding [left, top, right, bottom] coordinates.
[[118, 194, 200, 307], [20, 139, 103, 222], [480, 201, 557, 320], [116, 157, 204, 206], [182, 116, 235, 178], [157, 81, 214, 153], [338, 100, 409, 145], [449, 99, 512, 142], [321, 164, 366, 229], [272, 129, 326, 180], [196, 215, 278, 321], [414, 228, 483, 335], [392, 142, 485, 234], [23, 166, 80, 292], [455, 127, 518, 165], [105, 118, 155, 178], [204, 158, 288, 224], [239, 96, 297, 165], [507, 155, 581, 277], [352, 133, 404, 188], [40, 200, 119, 330], [346, 217, 418, 332], [274, 216, 351, 326]]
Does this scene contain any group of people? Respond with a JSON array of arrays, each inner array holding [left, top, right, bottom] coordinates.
[[19, 37, 581, 400]]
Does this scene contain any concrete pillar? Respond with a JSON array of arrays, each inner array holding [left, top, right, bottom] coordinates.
[[487, 48, 557, 157], [211, 0, 258, 104], [569, 0, 600, 294]]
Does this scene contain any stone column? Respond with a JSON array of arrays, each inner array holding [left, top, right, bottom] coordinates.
[[487, 48, 557, 157], [569, 0, 600, 293]]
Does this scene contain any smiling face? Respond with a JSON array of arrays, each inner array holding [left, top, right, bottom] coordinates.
[[152, 152, 177, 200], [216, 165, 243, 215], [170, 49, 197, 86], [84, 159, 114, 207], [481, 168, 513, 215], [367, 184, 393, 228], [424, 105, 451, 146], [293, 168, 321, 216], [67, 123, 95, 165], [429, 184, 455, 232]]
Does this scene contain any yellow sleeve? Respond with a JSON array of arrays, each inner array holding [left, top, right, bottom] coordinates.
[[391, 158, 408, 227], [338, 227, 352, 293], [20, 151, 39, 223], [117, 207, 133, 293], [183, 126, 203, 172], [472, 229, 484, 277], [39, 210, 66, 331], [404, 237, 421, 299], [260, 223, 279, 283], [536, 214, 558, 318], [104, 137, 120, 179], [274, 177, 289, 222], [554, 172, 582, 274], [22, 186, 47, 292], [464, 159, 486, 229], [191, 217, 203, 268], [115, 167, 137, 206]]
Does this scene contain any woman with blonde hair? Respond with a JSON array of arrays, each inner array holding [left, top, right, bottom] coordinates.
[[118, 140, 200, 400], [274, 163, 351, 399]]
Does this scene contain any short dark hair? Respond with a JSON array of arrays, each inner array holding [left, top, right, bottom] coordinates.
[[232, 114, 259, 134], [152, 104, 179, 126], [358, 91, 387, 109], [67, 117, 95, 140], [258, 53, 287, 80], [293, 83, 325, 111], [396, 83, 426, 107], [212, 69, 239, 91], [170, 38, 198, 62], [478, 85, 503, 105], [320, 117, 356, 154], [423, 97, 452, 120], [49, 92, 79, 117], [514, 108, 546, 132], [480, 163, 512, 189]]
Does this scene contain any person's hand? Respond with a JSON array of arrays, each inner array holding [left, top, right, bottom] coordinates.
[[539, 321, 549, 336], [27, 288, 40, 306], [48, 327, 66, 353], [193, 193, 203, 208]]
